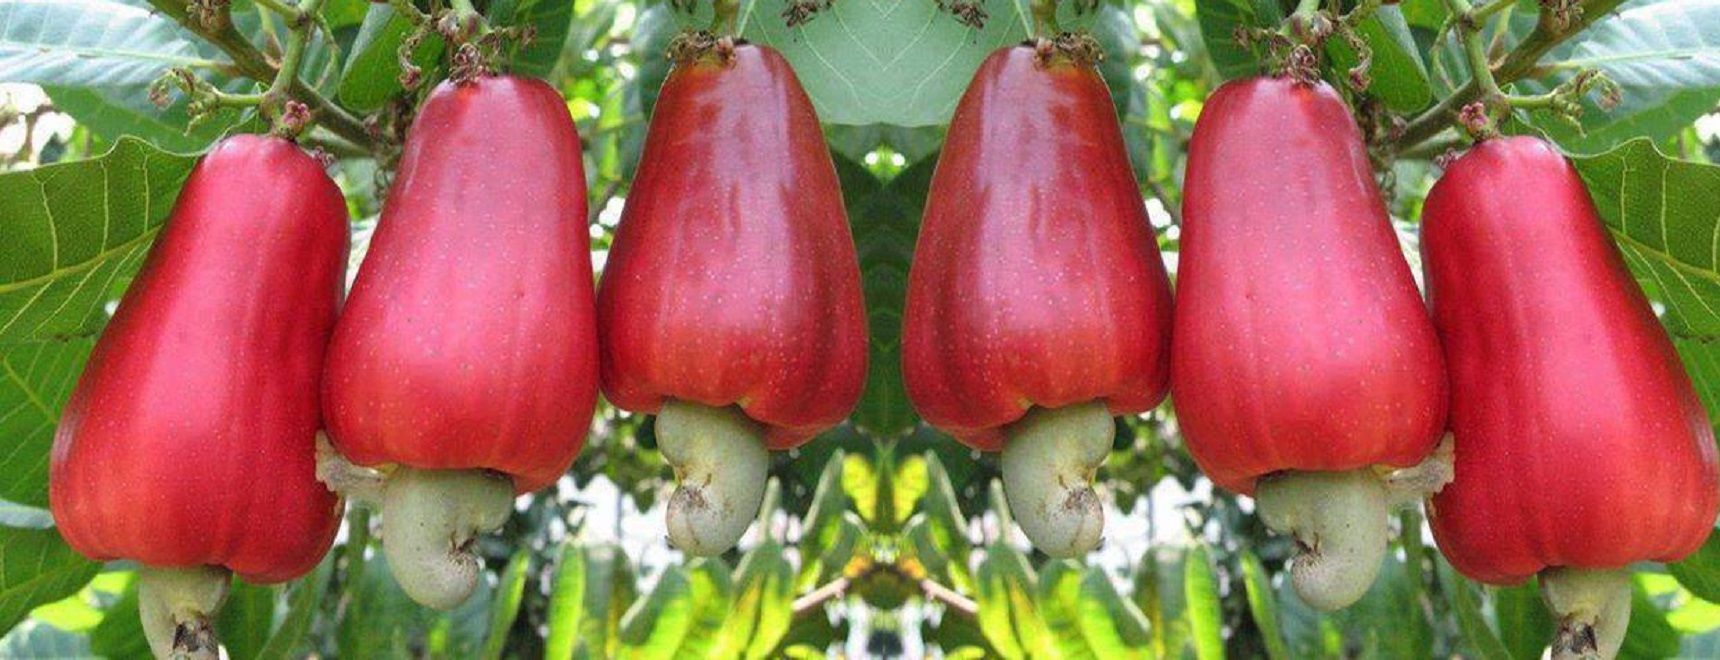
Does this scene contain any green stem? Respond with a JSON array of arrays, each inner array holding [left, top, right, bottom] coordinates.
[[1395, 0, 1626, 153], [389, 0, 429, 23], [711, 0, 741, 35], [1030, 0, 1060, 37], [145, 0, 373, 149], [1470, 0, 1514, 22], [251, 0, 298, 18]]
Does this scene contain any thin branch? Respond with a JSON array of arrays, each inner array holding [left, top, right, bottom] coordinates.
[[147, 0, 375, 149], [1395, 0, 1627, 153], [791, 577, 849, 617], [921, 579, 978, 618]]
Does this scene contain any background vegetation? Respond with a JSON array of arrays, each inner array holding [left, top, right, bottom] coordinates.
[[2, 0, 1720, 657]]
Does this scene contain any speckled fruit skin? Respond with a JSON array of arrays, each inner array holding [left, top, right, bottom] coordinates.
[[1422, 136, 1719, 585], [322, 75, 599, 494], [901, 45, 1174, 451], [1170, 76, 1447, 495], [50, 135, 346, 583], [596, 45, 866, 449]]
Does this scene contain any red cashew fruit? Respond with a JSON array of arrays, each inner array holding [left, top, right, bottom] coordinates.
[[321, 75, 599, 608], [1422, 136, 1720, 659], [1171, 76, 1449, 610], [901, 43, 1174, 558], [50, 135, 347, 658], [597, 42, 866, 556]]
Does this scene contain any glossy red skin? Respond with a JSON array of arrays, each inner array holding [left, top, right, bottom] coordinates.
[[323, 76, 598, 494], [50, 136, 346, 583], [1171, 77, 1447, 495], [598, 45, 865, 450], [1423, 137, 1720, 585], [901, 46, 1174, 452]]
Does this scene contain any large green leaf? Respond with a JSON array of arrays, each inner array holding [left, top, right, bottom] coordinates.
[[736, 0, 1028, 126], [1326, 5, 1432, 113], [0, 0, 215, 87], [0, 136, 198, 346], [1193, 0, 1283, 80], [1518, 0, 1720, 154], [0, 339, 89, 509], [335, 3, 445, 113], [0, 526, 99, 635], [1571, 140, 1720, 414], [837, 153, 932, 437], [488, 0, 578, 78]]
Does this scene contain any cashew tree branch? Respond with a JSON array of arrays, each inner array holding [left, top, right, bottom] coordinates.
[[148, 0, 375, 150]]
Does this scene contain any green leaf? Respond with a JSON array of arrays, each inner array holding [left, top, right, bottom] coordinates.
[[482, 549, 532, 660], [1671, 529, 1720, 603], [487, 0, 577, 78], [837, 153, 932, 437], [253, 559, 333, 660], [974, 541, 1050, 659], [892, 453, 930, 526], [1133, 548, 1190, 660], [903, 453, 974, 594], [1326, 5, 1431, 113], [217, 579, 277, 660], [546, 541, 636, 660], [1518, 1, 1720, 154], [1623, 576, 1681, 659], [797, 451, 853, 589], [1437, 560, 1511, 660], [1183, 545, 1225, 660], [726, 540, 795, 659], [1194, 0, 1283, 80], [338, 552, 434, 657], [618, 560, 734, 658], [0, 0, 214, 87], [1036, 560, 1151, 658], [1331, 552, 1431, 660], [545, 542, 588, 660], [1239, 549, 1289, 660], [336, 3, 445, 113], [1493, 579, 1553, 660], [1570, 140, 1720, 414], [88, 577, 148, 660], [0, 340, 90, 508], [0, 526, 99, 635], [0, 136, 198, 346], [45, 85, 254, 153], [842, 453, 880, 524], [736, 0, 1029, 125]]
